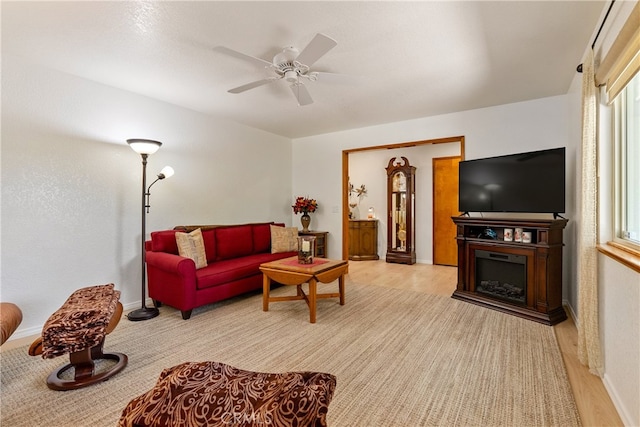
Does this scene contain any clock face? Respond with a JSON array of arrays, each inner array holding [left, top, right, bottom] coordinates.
[[392, 172, 407, 192]]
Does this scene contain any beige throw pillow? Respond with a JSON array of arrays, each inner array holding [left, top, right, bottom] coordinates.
[[270, 225, 299, 253], [175, 228, 208, 269]]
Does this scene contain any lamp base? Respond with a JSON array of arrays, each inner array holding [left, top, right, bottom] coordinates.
[[127, 306, 160, 321]]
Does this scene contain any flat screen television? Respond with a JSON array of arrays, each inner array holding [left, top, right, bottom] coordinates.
[[458, 147, 565, 214]]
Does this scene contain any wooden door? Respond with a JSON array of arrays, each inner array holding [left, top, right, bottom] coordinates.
[[433, 156, 461, 266]]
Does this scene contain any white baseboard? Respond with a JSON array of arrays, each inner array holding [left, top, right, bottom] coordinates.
[[122, 299, 152, 312], [603, 373, 636, 427], [5, 325, 41, 342]]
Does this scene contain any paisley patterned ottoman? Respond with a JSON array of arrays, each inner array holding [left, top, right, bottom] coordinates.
[[119, 361, 337, 427], [28, 283, 127, 390]]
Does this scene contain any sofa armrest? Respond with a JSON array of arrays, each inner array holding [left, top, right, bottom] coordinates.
[[145, 251, 197, 311], [146, 251, 195, 275]]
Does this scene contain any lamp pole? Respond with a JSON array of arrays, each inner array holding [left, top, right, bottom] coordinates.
[[127, 152, 160, 321], [126, 138, 172, 321]]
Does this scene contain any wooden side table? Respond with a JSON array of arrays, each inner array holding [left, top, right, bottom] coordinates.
[[349, 220, 379, 260], [298, 230, 328, 258]]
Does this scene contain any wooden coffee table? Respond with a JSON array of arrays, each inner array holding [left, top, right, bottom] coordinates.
[[260, 256, 348, 323]]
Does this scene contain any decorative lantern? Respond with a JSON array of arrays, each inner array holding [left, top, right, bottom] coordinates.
[[297, 235, 316, 264]]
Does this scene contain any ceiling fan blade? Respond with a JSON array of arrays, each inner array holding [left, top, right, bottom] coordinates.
[[295, 33, 337, 67], [213, 46, 272, 69], [290, 83, 313, 106], [228, 77, 280, 94]]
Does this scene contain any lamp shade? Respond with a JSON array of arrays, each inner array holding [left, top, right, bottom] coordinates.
[[160, 166, 175, 179], [127, 139, 162, 155]]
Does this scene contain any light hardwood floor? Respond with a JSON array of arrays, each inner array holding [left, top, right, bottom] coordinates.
[[346, 260, 624, 427], [2, 260, 623, 426]]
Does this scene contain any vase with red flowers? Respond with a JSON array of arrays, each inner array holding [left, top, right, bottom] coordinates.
[[292, 196, 318, 232]]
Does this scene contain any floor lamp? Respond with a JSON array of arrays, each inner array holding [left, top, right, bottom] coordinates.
[[127, 139, 174, 321]]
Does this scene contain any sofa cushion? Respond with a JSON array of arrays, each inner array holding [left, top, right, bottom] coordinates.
[[271, 225, 299, 253], [215, 225, 253, 260], [252, 223, 273, 254], [195, 257, 260, 290], [175, 229, 208, 269], [150, 230, 179, 254], [194, 252, 295, 290], [201, 229, 216, 263]]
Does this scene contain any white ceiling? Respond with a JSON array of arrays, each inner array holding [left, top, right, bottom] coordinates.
[[1, 1, 605, 139]]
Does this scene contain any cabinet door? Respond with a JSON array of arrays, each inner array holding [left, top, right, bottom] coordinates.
[[359, 222, 378, 256], [348, 222, 359, 257], [349, 220, 379, 260]]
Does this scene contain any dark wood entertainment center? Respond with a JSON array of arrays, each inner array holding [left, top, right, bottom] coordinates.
[[451, 216, 568, 325]]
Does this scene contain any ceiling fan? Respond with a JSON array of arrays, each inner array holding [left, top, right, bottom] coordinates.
[[214, 33, 341, 106]]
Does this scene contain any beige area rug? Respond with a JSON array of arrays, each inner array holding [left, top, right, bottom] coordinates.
[[0, 281, 580, 426]]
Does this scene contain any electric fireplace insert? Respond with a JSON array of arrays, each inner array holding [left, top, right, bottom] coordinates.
[[475, 249, 527, 304]]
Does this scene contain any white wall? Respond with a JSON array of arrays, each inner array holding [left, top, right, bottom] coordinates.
[[1, 56, 293, 337], [599, 256, 640, 426]]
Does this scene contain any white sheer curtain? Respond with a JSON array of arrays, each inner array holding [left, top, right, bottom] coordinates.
[[577, 49, 603, 376]]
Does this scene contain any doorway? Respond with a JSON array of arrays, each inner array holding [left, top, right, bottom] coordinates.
[[342, 136, 465, 260], [433, 156, 461, 266]]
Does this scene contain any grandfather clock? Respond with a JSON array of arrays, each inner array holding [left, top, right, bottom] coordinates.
[[386, 157, 416, 264]]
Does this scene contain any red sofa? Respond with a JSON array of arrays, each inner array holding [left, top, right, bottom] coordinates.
[[145, 222, 296, 319]]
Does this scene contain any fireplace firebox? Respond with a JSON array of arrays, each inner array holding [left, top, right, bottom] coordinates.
[[475, 250, 526, 304]]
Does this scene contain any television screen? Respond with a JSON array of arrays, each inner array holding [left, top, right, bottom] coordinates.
[[458, 147, 566, 214]]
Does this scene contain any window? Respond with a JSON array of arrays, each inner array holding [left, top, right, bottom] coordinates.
[[613, 71, 640, 250]]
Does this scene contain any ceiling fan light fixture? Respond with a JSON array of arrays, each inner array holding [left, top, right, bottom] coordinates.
[[284, 70, 298, 83]]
